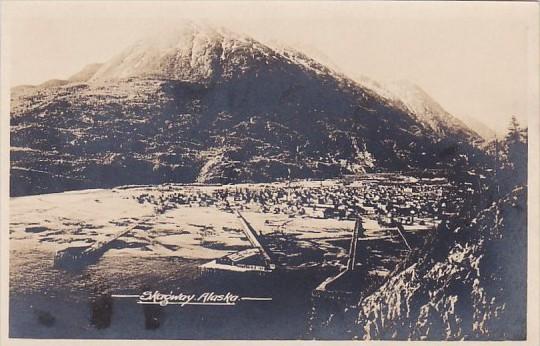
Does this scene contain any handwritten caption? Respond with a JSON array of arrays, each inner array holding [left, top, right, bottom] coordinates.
[[111, 290, 272, 307]]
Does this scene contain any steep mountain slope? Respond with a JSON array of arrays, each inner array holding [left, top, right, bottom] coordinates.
[[354, 186, 526, 340], [357, 77, 482, 142], [11, 23, 479, 196], [68, 63, 104, 83], [458, 114, 497, 141]]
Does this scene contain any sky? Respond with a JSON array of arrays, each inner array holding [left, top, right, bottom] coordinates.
[[2, 1, 538, 135]]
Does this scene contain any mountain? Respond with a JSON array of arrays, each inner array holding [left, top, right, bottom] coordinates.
[[356, 77, 484, 141], [68, 63, 104, 83], [457, 115, 497, 141], [10, 23, 481, 196]]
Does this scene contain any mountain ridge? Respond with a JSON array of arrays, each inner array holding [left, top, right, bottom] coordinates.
[[10, 25, 483, 196], [355, 76, 496, 141]]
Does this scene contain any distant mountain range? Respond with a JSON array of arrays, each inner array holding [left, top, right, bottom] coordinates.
[[10, 23, 484, 196], [356, 76, 495, 141]]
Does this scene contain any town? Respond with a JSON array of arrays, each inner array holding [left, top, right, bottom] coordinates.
[[131, 172, 470, 228]]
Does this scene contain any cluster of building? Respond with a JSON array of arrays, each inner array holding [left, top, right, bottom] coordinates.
[[134, 174, 465, 225]]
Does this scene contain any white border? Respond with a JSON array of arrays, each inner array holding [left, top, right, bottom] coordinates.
[[0, 2, 538, 345]]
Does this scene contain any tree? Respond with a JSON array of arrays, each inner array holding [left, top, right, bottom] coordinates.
[[505, 116, 525, 145], [502, 116, 527, 190]]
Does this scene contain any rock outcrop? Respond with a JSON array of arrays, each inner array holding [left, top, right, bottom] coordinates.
[[355, 186, 527, 340]]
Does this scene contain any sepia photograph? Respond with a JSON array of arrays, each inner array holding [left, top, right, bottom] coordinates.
[[0, 1, 538, 344]]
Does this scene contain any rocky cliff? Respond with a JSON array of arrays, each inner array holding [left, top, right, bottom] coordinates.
[[354, 186, 527, 340]]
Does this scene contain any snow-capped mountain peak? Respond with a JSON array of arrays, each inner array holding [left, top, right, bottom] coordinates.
[[11, 25, 485, 195], [356, 76, 482, 141], [88, 23, 278, 83]]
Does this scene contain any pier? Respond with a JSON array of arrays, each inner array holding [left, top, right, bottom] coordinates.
[[310, 215, 417, 339], [235, 211, 275, 267], [314, 217, 367, 297], [315, 216, 413, 296], [53, 216, 153, 270], [200, 211, 276, 273], [346, 217, 364, 271], [309, 217, 370, 338]]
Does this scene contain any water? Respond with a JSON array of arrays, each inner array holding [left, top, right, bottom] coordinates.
[[9, 248, 335, 339]]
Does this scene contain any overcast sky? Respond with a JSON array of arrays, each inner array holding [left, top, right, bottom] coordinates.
[[2, 1, 538, 135]]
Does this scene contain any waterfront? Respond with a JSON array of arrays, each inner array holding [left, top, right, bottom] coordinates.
[[9, 246, 333, 339], [9, 173, 459, 339]]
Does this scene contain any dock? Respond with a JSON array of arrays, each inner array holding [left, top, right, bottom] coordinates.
[[315, 216, 413, 296], [53, 216, 152, 270], [235, 211, 275, 267], [315, 217, 366, 297], [346, 217, 364, 271], [200, 211, 276, 273]]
